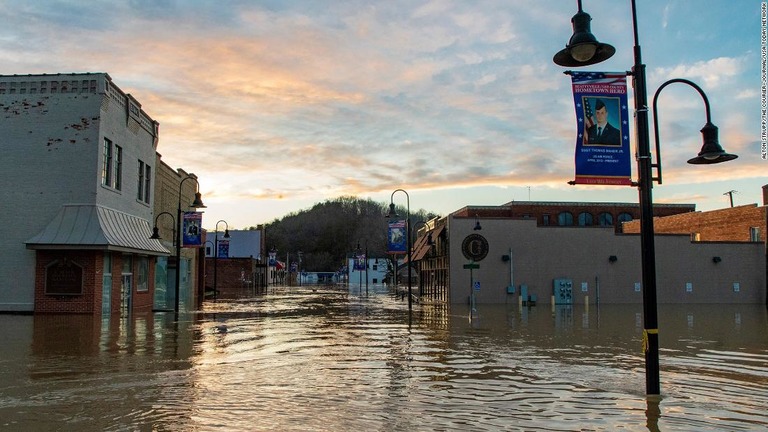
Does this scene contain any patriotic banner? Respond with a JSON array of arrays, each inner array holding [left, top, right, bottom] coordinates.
[[353, 253, 366, 271], [268, 249, 277, 266], [182, 211, 202, 247], [571, 71, 632, 185], [217, 239, 229, 258], [387, 220, 407, 254]]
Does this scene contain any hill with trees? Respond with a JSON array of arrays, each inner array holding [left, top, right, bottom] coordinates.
[[252, 196, 437, 271]]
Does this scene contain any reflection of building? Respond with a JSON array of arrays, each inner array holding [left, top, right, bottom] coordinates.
[[409, 194, 766, 305], [1, 73, 171, 314], [203, 228, 266, 297]]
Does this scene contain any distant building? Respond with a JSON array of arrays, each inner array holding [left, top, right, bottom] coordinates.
[[0, 73, 172, 314], [203, 228, 266, 297]]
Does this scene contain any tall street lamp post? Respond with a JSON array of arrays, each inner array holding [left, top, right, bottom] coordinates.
[[553, 0, 737, 395], [175, 176, 206, 315], [387, 189, 412, 311], [214, 220, 230, 302]]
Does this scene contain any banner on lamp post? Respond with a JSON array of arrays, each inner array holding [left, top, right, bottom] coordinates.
[[217, 239, 229, 258], [571, 71, 632, 186], [182, 212, 202, 247], [387, 220, 407, 254], [354, 253, 366, 271]]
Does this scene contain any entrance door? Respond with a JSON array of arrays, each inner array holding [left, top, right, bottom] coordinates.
[[120, 275, 132, 318]]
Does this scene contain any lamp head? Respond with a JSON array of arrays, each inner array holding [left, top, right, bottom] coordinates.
[[150, 226, 161, 240], [223, 229, 230, 239], [687, 122, 738, 164], [191, 192, 207, 209], [386, 203, 398, 218], [553, 9, 615, 67], [473, 219, 482, 231]]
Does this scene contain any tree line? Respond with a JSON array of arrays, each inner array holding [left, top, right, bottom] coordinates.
[[250, 196, 437, 271]]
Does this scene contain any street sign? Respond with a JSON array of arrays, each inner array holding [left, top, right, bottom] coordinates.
[[473, 281, 481, 291], [463, 263, 480, 269]]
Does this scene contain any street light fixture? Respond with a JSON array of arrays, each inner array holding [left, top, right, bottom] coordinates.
[[386, 189, 412, 311], [175, 176, 206, 315], [553, 0, 737, 396], [214, 220, 230, 302]]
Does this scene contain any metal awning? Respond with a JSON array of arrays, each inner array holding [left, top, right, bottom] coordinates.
[[26, 204, 170, 256]]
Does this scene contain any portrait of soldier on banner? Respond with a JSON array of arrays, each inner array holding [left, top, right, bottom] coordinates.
[[582, 97, 622, 146]]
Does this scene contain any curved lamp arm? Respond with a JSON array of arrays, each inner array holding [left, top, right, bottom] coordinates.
[[652, 78, 736, 184], [150, 211, 176, 245]]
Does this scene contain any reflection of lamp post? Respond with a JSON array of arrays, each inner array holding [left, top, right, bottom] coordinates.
[[175, 176, 206, 314], [386, 189, 411, 311], [553, 0, 737, 395], [214, 220, 230, 302]]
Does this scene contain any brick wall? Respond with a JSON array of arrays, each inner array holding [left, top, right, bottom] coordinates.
[[204, 257, 259, 298], [455, 202, 695, 233], [35, 251, 100, 314], [622, 204, 767, 242]]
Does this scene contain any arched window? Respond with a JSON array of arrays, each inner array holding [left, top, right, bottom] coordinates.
[[598, 212, 613, 226], [617, 212, 633, 224], [577, 212, 593, 226], [558, 211, 574, 226]]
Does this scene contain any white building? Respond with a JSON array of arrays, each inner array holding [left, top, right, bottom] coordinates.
[[0, 73, 168, 314]]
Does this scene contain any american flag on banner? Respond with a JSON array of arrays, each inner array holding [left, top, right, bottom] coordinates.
[[583, 99, 594, 145]]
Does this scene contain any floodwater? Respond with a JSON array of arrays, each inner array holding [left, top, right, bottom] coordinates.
[[1, 286, 767, 431]]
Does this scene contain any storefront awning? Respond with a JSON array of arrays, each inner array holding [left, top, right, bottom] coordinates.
[[25, 204, 170, 256]]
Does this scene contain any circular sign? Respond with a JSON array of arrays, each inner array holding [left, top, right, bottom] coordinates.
[[462, 234, 489, 262]]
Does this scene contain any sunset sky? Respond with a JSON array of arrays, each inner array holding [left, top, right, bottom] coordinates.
[[2, 1, 764, 229]]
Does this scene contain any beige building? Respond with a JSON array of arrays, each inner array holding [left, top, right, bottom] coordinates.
[[444, 215, 765, 305]]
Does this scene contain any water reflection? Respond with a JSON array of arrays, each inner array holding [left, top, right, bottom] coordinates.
[[0, 289, 766, 431]]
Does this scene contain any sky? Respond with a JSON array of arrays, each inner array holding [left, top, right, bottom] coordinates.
[[1, 0, 764, 230]]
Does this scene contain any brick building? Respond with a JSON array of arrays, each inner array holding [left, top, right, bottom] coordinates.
[[0, 73, 171, 314], [622, 185, 768, 243], [452, 201, 695, 232]]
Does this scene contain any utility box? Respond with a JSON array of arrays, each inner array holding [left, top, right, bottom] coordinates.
[[553, 278, 573, 304]]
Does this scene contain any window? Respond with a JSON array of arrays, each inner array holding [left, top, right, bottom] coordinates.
[[102, 138, 113, 187], [137, 160, 151, 203], [542, 214, 550, 226], [750, 227, 760, 242], [557, 212, 574, 226], [137, 160, 145, 200], [578, 212, 593, 226], [114, 145, 122, 190], [144, 164, 151, 204], [598, 212, 613, 226], [137, 257, 148, 292], [617, 213, 633, 224]]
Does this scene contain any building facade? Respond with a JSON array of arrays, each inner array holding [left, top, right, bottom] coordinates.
[[202, 228, 266, 298], [445, 215, 765, 305], [152, 161, 207, 311], [1, 73, 169, 314]]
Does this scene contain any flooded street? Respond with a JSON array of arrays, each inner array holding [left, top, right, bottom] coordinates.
[[1, 286, 767, 431]]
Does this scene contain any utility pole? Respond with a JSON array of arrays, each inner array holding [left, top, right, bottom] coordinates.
[[723, 190, 737, 207]]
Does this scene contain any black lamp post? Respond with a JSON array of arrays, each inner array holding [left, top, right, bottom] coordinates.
[[386, 189, 412, 311], [175, 176, 206, 315], [214, 220, 230, 302], [554, 0, 737, 396]]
